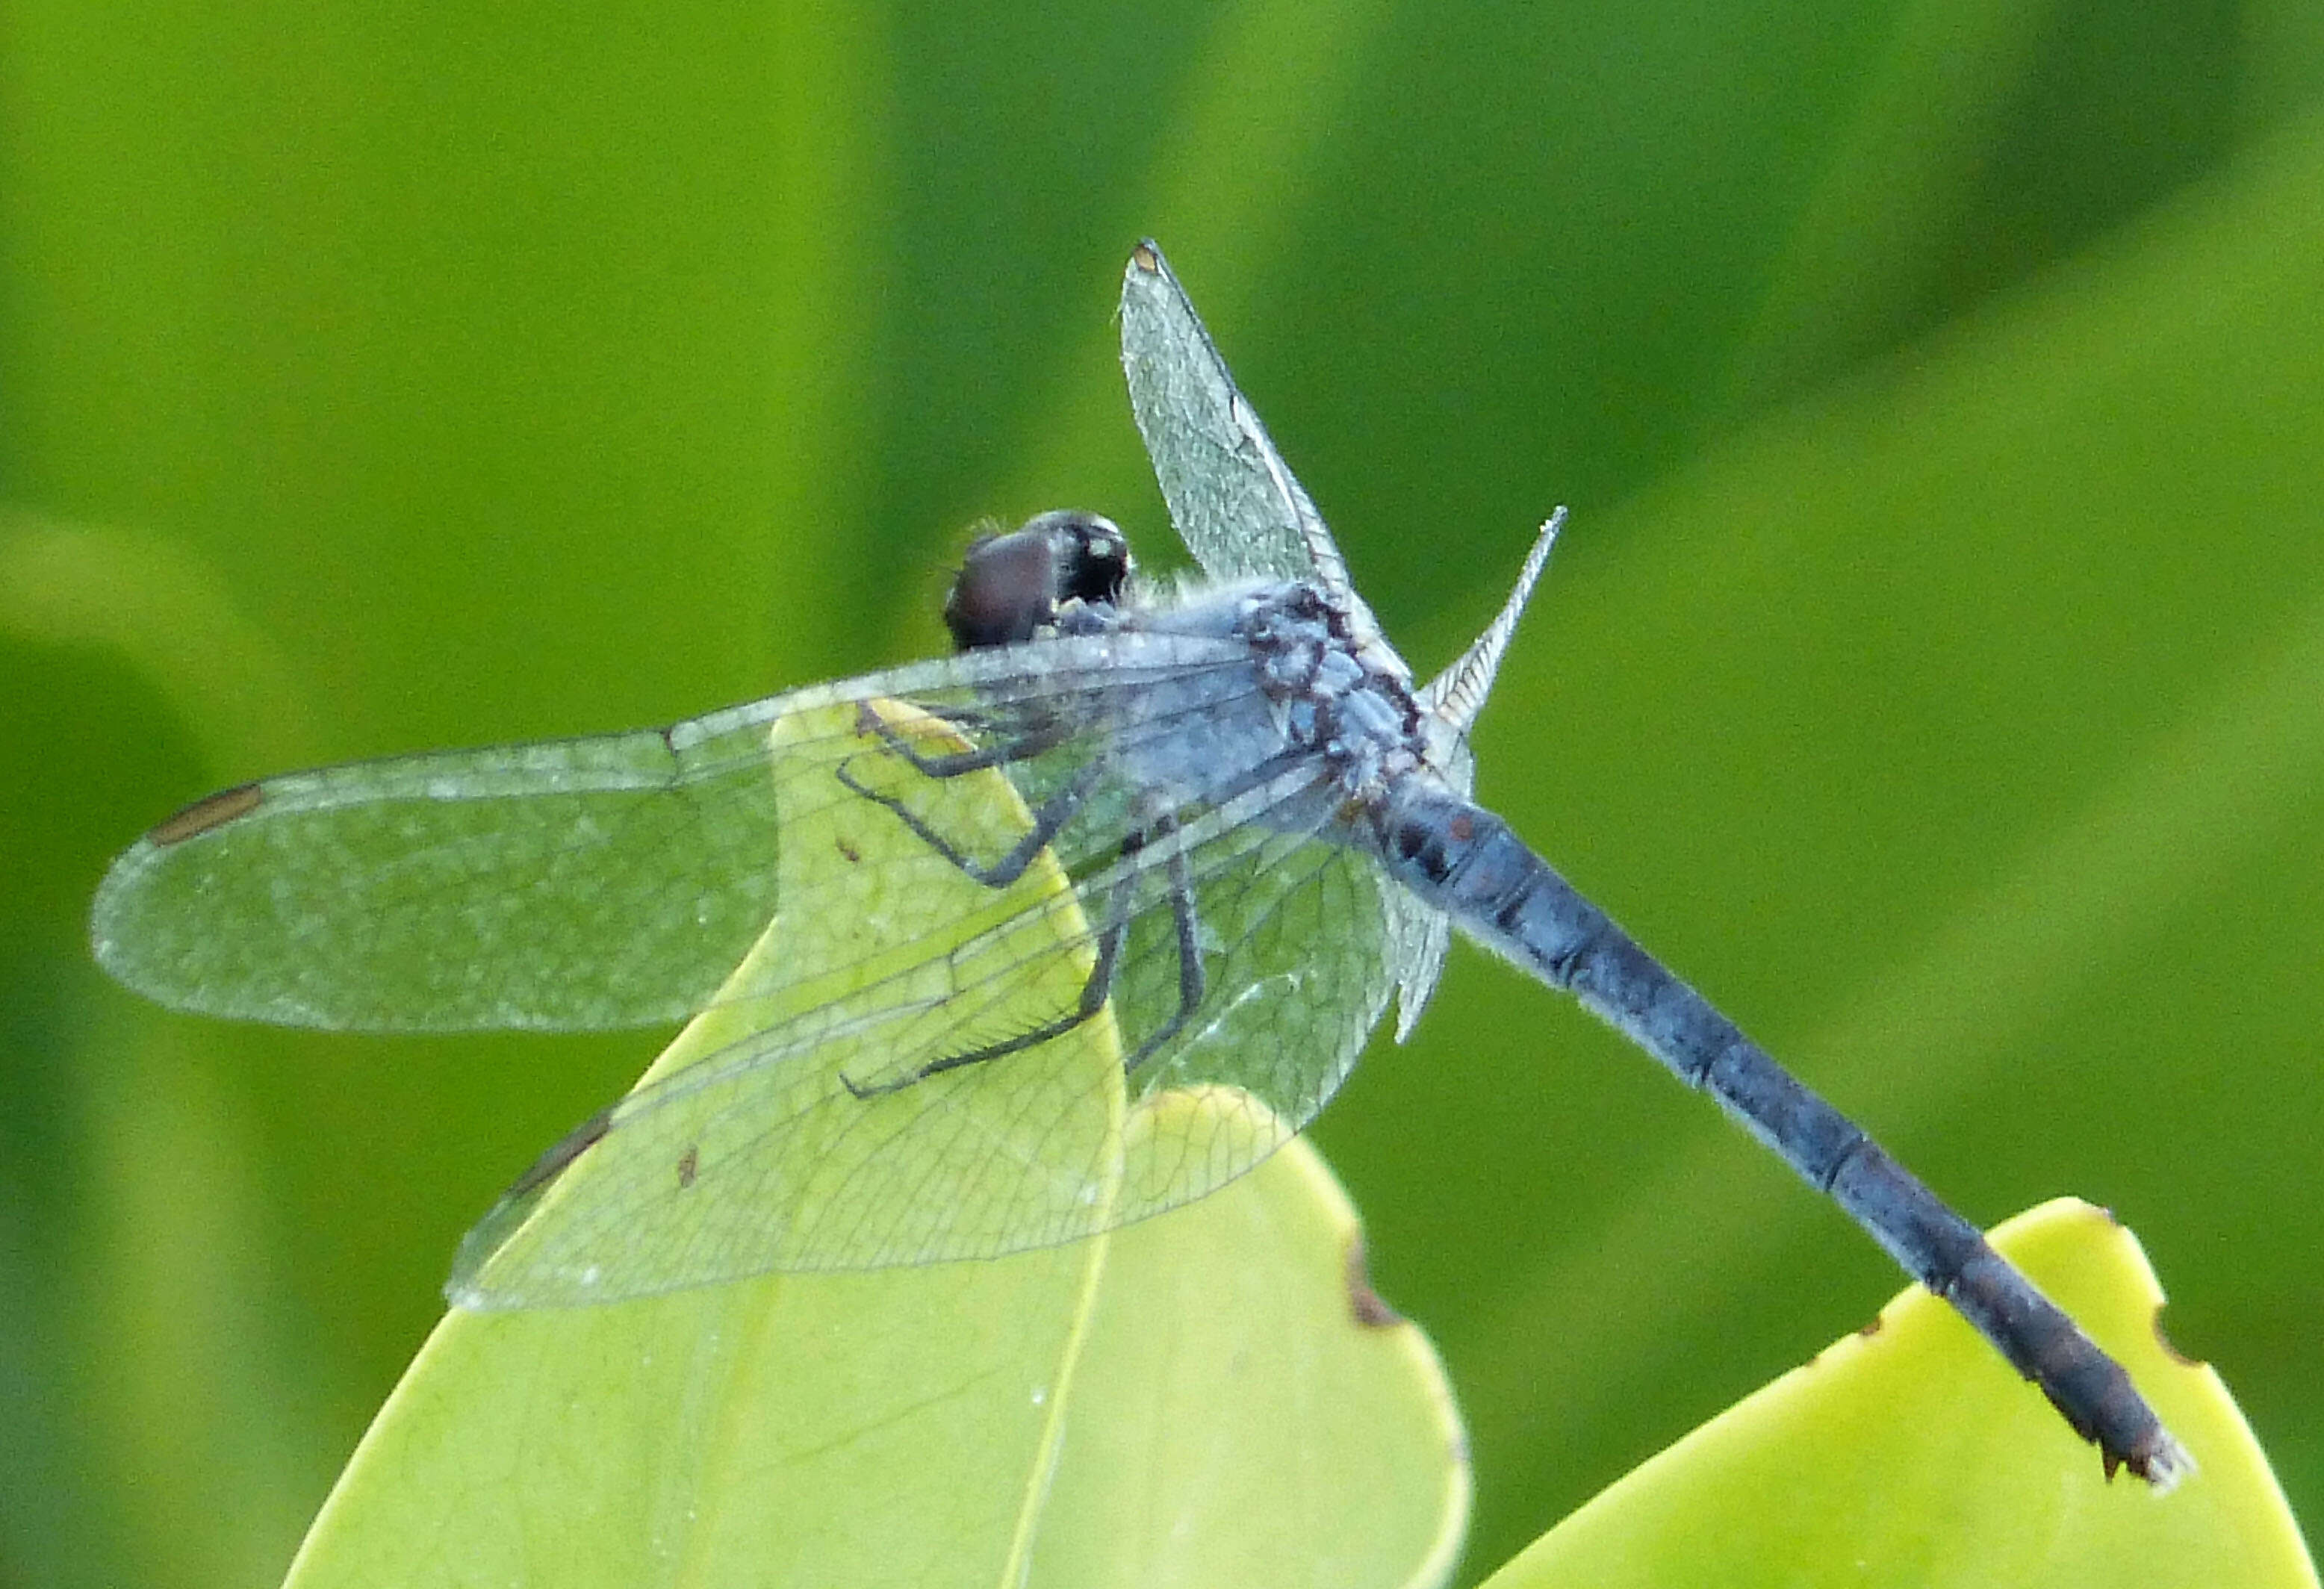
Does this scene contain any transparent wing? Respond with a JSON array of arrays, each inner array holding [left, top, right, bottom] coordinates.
[[1119, 247, 1344, 588], [1121, 240, 1439, 1029], [1119, 241, 1312, 583], [90, 634, 1244, 1032], [439, 686, 1408, 1299], [96, 626, 1409, 1290], [1122, 240, 1401, 685]]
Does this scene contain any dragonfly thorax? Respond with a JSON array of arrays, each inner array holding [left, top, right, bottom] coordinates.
[[1234, 581, 1430, 803], [1091, 576, 1433, 821]]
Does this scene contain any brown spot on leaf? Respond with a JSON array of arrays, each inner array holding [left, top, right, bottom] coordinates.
[[836, 836, 861, 863], [677, 1145, 698, 1190], [1345, 1240, 1403, 1328], [149, 782, 263, 845], [1857, 1313, 1886, 1339]]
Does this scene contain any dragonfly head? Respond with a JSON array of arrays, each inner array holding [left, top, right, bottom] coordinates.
[[944, 510, 1132, 651]]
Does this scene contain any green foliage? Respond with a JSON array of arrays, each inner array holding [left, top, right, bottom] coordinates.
[[5, 0, 2320, 1583], [282, 720, 1464, 1586], [283, 1124, 1466, 1589], [1487, 1202, 2314, 1588]]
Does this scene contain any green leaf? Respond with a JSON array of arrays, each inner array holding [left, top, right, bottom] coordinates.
[[1480, 1199, 2316, 1589], [1040, 1086, 1470, 1588], [281, 1126, 1467, 1589], [279, 698, 1467, 1589]]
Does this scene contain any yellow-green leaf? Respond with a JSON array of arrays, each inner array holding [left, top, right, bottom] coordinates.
[[1044, 1085, 1470, 1588], [280, 698, 1466, 1589], [1482, 1199, 2315, 1588]]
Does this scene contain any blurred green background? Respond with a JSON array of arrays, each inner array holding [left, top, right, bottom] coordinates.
[[4, 0, 2320, 1583]]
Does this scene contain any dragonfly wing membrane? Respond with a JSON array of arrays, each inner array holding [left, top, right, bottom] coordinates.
[[1119, 243, 1320, 585], [90, 724, 786, 1031], [449, 677, 1413, 1293], [451, 698, 1132, 1299], [87, 638, 1245, 1034]]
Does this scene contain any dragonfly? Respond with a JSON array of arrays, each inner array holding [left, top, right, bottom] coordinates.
[[90, 240, 2187, 1487]]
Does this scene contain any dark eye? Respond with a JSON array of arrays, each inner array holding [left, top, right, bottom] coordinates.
[[943, 511, 1132, 652]]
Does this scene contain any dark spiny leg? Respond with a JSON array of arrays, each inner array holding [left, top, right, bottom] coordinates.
[[839, 815, 1202, 1098], [840, 907, 1130, 1098], [1122, 818, 1205, 1075], [835, 756, 1102, 888]]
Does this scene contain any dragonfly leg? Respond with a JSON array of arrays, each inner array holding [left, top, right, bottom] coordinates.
[[839, 815, 1205, 1096], [839, 904, 1128, 1098], [835, 755, 1102, 888], [1121, 818, 1205, 1075]]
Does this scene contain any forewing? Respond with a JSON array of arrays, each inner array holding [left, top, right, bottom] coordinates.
[[1120, 242, 1398, 671], [1120, 243, 1324, 583], [87, 637, 1243, 1033]]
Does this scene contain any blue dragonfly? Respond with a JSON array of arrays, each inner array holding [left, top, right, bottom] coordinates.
[[91, 241, 2187, 1487]]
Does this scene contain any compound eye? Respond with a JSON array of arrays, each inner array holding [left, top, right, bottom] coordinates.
[[944, 511, 1136, 653], [1059, 514, 1131, 608], [943, 529, 1061, 651]]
